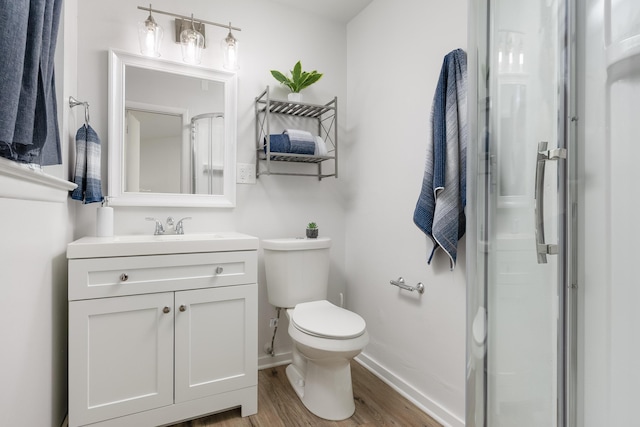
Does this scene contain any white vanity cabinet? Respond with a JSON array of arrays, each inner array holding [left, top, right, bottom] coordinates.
[[67, 234, 258, 427]]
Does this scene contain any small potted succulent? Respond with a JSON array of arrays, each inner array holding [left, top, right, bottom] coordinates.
[[306, 221, 319, 239], [270, 61, 323, 102]]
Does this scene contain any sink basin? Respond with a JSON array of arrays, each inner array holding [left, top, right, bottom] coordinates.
[[67, 232, 259, 259], [112, 233, 227, 242]]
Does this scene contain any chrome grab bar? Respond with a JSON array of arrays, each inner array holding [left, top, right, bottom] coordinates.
[[534, 141, 566, 264], [390, 277, 425, 294]]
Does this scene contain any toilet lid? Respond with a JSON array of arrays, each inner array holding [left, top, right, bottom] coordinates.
[[291, 300, 366, 339]]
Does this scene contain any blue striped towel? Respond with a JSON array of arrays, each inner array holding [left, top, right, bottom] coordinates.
[[71, 124, 103, 203], [284, 129, 316, 155], [413, 49, 467, 269], [264, 134, 291, 153]]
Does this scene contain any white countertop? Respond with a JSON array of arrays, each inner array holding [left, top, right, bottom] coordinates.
[[67, 232, 259, 259]]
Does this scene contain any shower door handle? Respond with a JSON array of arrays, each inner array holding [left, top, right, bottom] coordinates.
[[534, 141, 566, 264]]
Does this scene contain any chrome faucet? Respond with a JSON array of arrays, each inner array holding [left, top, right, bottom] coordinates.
[[175, 217, 192, 235], [145, 216, 192, 235], [145, 217, 165, 235]]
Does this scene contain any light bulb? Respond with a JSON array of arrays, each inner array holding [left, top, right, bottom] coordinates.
[[138, 8, 163, 57], [180, 18, 204, 64], [222, 24, 239, 71]]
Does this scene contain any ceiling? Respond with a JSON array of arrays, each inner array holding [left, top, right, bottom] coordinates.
[[269, 0, 373, 23]]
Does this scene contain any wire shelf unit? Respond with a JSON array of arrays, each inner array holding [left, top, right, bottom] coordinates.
[[255, 86, 338, 180]]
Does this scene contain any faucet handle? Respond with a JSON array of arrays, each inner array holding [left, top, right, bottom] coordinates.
[[175, 217, 192, 235], [145, 217, 165, 235]]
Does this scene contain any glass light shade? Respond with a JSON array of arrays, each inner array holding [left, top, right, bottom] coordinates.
[[138, 16, 163, 57], [222, 31, 239, 71], [180, 27, 204, 64]]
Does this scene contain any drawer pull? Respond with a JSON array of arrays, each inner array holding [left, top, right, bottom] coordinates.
[[163, 306, 171, 314], [179, 305, 187, 312], [120, 273, 129, 282], [215, 266, 224, 274]]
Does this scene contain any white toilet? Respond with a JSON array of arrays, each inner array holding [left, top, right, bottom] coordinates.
[[262, 237, 369, 421]]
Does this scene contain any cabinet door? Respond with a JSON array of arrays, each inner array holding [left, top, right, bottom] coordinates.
[[69, 293, 174, 426], [174, 284, 257, 402]]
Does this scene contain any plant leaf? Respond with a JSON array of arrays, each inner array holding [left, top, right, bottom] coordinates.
[[270, 70, 290, 84], [271, 61, 322, 93], [292, 61, 302, 81], [271, 70, 295, 91], [289, 61, 303, 91], [299, 72, 323, 90]]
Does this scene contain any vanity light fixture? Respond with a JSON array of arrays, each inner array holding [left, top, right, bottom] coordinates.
[[222, 22, 239, 71], [180, 15, 205, 64], [136, 5, 242, 68], [137, 4, 163, 57]]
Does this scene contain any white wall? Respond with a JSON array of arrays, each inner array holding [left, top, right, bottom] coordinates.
[[346, 1, 467, 425], [0, 195, 73, 427]]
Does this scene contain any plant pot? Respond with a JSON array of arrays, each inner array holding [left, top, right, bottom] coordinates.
[[306, 228, 318, 239], [288, 92, 303, 102]]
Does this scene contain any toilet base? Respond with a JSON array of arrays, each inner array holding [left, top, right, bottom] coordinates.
[[285, 358, 356, 421]]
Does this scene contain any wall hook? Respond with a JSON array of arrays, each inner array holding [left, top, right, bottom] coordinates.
[[69, 96, 90, 126]]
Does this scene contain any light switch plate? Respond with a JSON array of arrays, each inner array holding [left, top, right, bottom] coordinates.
[[237, 163, 256, 184]]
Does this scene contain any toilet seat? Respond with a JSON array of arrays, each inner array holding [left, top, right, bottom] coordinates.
[[291, 300, 366, 339]]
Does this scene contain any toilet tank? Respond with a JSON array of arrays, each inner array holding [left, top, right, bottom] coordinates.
[[262, 237, 331, 308]]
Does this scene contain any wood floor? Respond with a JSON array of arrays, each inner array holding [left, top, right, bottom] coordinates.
[[170, 361, 442, 427]]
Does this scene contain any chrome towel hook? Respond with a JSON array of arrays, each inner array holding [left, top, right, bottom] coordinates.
[[69, 96, 90, 126]]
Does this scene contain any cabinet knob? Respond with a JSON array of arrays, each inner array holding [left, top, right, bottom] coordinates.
[[179, 305, 187, 312], [120, 273, 128, 282], [215, 266, 224, 274], [163, 306, 171, 314]]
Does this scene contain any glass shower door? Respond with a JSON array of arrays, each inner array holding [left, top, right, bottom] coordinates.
[[467, 0, 572, 426]]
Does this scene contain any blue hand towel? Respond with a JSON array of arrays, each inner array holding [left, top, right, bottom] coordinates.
[[264, 134, 291, 153], [284, 129, 316, 155], [71, 124, 103, 203], [289, 140, 315, 155], [413, 48, 467, 269]]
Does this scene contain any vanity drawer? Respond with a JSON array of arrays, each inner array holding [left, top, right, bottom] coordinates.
[[69, 251, 257, 301]]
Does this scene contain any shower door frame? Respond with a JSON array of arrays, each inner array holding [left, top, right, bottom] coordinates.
[[465, 0, 578, 425]]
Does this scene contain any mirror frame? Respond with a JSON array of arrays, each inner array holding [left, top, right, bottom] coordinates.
[[108, 49, 237, 207]]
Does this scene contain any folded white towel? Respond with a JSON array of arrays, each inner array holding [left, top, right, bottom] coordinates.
[[284, 129, 315, 143], [315, 136, 328, 156]]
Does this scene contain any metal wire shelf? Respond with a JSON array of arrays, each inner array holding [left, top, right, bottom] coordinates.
[[255, 86, 338, 180]]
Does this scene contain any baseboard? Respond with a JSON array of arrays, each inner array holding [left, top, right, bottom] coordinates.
[[355, 353, 464, 427], [258, 351, 292, 370]]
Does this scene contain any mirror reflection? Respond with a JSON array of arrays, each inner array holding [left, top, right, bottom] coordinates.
[[124, 66, 225, 195], [125, 108, 183, 193]]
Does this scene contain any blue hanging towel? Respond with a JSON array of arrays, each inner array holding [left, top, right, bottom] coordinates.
[[413, 48, 467, 269], [70, 124, 103, 203]]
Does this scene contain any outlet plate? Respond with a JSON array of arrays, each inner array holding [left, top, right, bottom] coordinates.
[[237, 163, 256, 184]]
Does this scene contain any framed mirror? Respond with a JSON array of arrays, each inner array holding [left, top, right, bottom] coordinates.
[[108, 49, 237, 207]]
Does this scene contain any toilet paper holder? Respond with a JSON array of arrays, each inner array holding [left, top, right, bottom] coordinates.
[[389, 277, 424, 294]]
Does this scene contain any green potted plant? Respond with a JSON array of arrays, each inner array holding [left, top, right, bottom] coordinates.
[[306, 221, 319, 239], [270, 61, 323, 102]]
